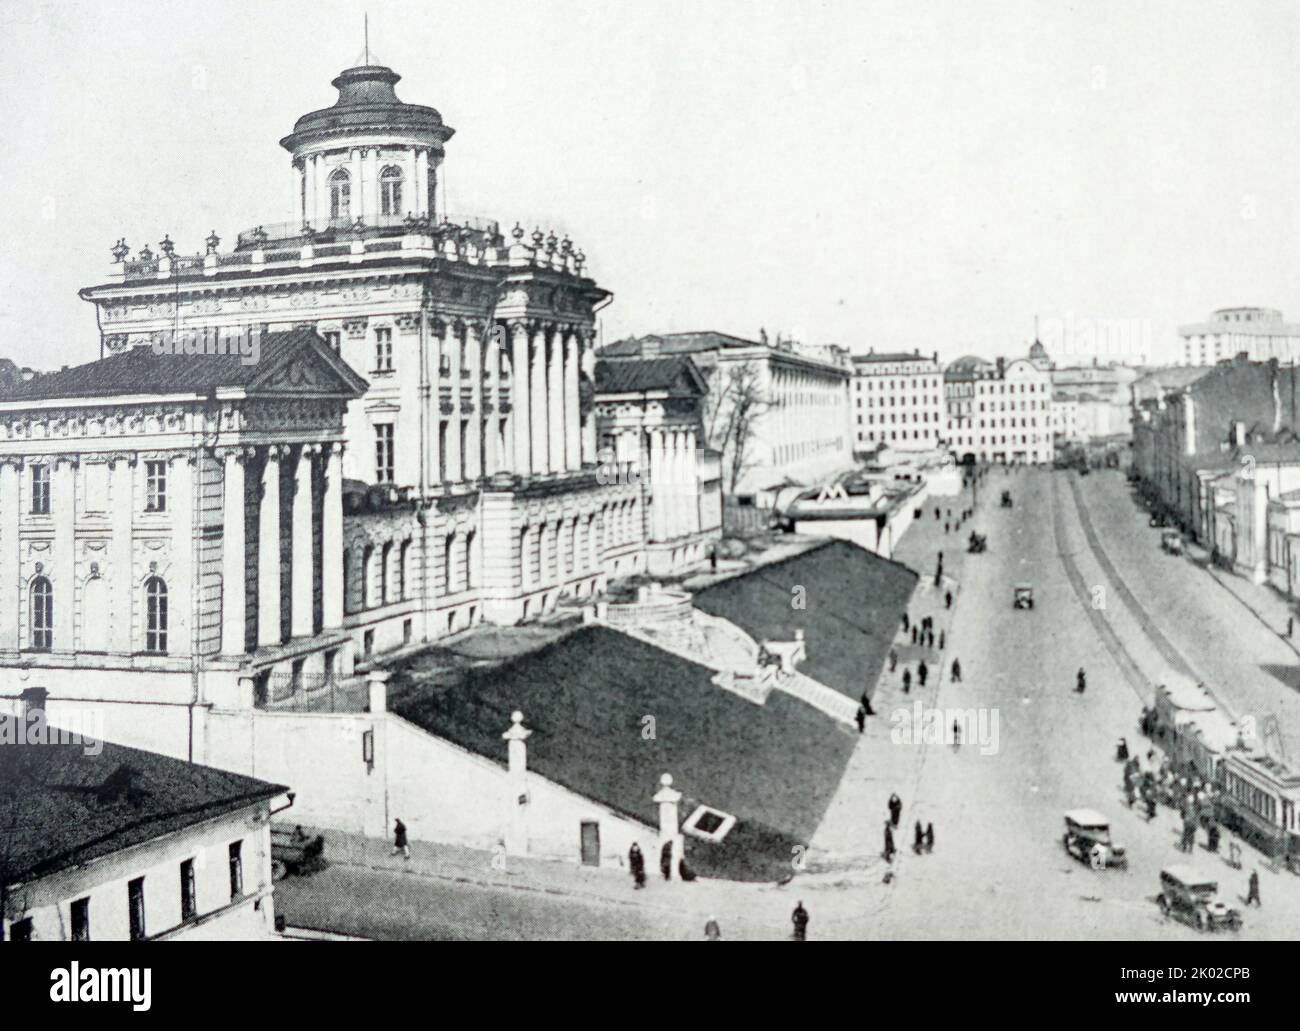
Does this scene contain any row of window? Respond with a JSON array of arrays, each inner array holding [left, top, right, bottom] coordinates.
[[9, 841, 244, 942], [24, 576, 168, 654], [321, 164, 407, 220], [26, 460, 168, 516], [856, 377, 942, 389], [858, 396, 942, 408]]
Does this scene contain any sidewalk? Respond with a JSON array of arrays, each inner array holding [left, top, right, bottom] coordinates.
[[1184, 540, 1300, 662], [807, 467, 990, 875]]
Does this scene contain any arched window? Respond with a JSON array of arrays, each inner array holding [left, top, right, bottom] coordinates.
[[329, 168, 351, 221], [342, 548, 353, 614], [444, 533, 457, 594], [380, 165, 403, 217], [380, 542, 392, 605], [465, 530, 477, 590], [145, 576, 168, 654], [29, 576, 52, 651], [361, 544, 375, 608]]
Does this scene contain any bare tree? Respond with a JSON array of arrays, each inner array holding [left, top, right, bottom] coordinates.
[[704, 362, 771, 496]]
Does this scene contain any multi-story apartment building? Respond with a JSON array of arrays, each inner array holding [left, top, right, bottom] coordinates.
[[600, 332, 853, 506], [1178, 308, 1300, 366], [943, 354, 1054, 464], [850, 349, 945, 452]]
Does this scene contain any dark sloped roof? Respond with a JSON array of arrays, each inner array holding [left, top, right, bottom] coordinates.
[[693, 539, 917, 700], [853, 350, 924, 364], [280, 65, 454, 153], [388, 625, 856, 882], [1, 329, 367, 402], [0, 736, 286, 885], [594, 356, 706, 395], [599, 331, 761, 358]]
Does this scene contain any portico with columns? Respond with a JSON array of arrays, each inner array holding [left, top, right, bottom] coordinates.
[[0, 329, 366, 761]]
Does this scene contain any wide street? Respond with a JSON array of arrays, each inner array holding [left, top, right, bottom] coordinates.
[[868, 466, 1300, 940], [278, 466, 1300, 940]]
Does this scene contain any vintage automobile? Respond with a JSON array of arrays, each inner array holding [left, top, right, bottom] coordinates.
[[1161, 530, 1183, 555], [1014, 583, 1034, 610], [1063, 809, 1127, 869], [1148, 512, 1169, 528], [1157, 865, 1242, 931], [1000, 490, 1013, 508], [968, 532, 988, 554]]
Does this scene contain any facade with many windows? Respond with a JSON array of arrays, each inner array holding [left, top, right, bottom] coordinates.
[[1178, 307, 1300, 367], [1, 734, 286, 942], [943, 354, 1055, 464], [0, 331, 364, 756], [851, 349, 946, 452]]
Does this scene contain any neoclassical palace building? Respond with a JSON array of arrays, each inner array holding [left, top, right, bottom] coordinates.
[[0, 331, 364, 755], [74, 59, 718, 667]]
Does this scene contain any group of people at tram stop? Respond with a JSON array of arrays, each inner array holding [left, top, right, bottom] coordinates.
[[1119, 743, 1229, 844]]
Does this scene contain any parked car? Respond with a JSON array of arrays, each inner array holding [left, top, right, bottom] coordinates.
[[1161, 530, 1183, 555], [1157, 865, 1241, 931], [1063, 809, 1127, 868], [1014, 583, 1034, 610]]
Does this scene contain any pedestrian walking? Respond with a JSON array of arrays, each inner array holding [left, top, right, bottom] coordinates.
[[791, 901, 809, 941], [952, 719, 961, 746], [860, 689, 875, 716], [918, 660, 928, 687], [945, 590, 953, 610], [704, 916, 722, 940], [660, 841, 673, 880], [391, 818, 410, 860], [938, 630, 945, 650], [1076, 668, 1086, 694], [912, 820, 924, 854], [1247, 869, 1262, 907], [944, 522, 949, 534], [911, 626, 918, 644], [889, 648, 898, 672], [951, 658, 962, 683], [934, 571, 941, 588], [924, 823, 935, 854], [883, 821, 896, 863], [855, 704, 866, 734], [629, 842, 646, 889], [902, 668, 911, 694], [927, 629, 935, 649], [902, 612, 910, 632], [888, 792, 903, 827]]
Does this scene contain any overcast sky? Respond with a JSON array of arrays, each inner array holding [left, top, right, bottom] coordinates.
[[1, 0, 1298, 369]]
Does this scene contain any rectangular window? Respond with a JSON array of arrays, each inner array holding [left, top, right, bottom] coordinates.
[[324, 330, 341, 352], [145, 460, 167, 513], [30, 464, 50, 515], [128, 877, 146, 941], [9, 916, 33, 941], [180, 859, 197, 921], [375, 424, 395, 484], [70, 896, 90, 941], [228, 841, 244, 900], [375, 328, 394, 372]]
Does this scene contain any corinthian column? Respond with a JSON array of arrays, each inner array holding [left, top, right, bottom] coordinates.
[[221, 448, 248, 655], [564, 330, 581, 471], [257, 446, 283, 647], [548, 326, 565, 473], [510, 321, 532, 475], [465, 321, 484, 481], [530, 327, 549, 474], [291, 445, 317, 639], [322, 443, 345, 629]]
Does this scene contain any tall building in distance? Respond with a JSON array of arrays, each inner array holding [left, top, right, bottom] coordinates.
[[1178, 308, 1300, 366], [850, 349, 945, 453]]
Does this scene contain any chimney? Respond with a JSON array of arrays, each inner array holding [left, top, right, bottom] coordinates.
[[996, 357, 1006, 377]]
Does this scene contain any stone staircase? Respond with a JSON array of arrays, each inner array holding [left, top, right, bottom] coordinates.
[[772, 669, 860, 725]]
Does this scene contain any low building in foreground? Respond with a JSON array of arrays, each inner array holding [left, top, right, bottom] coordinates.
[[1, 731, 287, 941]]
